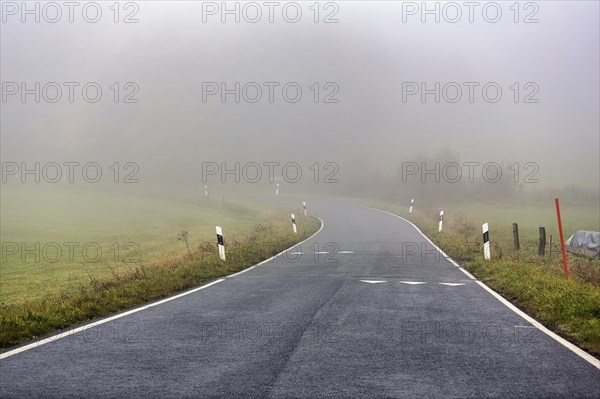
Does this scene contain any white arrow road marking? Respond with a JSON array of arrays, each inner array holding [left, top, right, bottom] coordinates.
[[338, 251, 354, 254], [439, 283, 465, 286], [360, 280, 387, 284], [399, 281, 427, 285]]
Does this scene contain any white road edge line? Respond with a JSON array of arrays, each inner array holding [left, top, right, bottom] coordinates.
[[0, 279, 225, 360], [366, 206, 600, 370], [1, 217, 325, 361]]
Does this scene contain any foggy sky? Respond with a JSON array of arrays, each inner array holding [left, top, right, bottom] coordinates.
[[1, 1, 599, 193]]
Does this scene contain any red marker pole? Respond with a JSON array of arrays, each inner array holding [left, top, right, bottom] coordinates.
[[555, 198, 568, 278]]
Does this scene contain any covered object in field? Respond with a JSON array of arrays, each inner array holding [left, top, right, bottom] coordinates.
[[565, 230, 600, 257]]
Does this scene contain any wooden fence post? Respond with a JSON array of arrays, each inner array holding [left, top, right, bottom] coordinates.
[[539, 227, 546, 256], [512, 223, 520, 250]]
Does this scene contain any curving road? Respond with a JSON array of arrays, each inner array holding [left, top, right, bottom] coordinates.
[[1, 200, 599, 398]]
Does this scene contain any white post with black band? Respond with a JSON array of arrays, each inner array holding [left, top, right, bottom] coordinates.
[[275, 183, 279, 196], [291, 213, 297, 233], [303, 201, 307, 216], [482, 223, 490, 260], [216, 226, 226, 261], [438, 210, 444, 232], [409, 198, 414, 214]]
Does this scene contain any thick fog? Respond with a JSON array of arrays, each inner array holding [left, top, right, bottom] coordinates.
[[1, 1, 599, 200]]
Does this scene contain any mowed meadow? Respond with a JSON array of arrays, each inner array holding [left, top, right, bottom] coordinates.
[[0, 187, 320, 347], [444, 201, 600, 253]]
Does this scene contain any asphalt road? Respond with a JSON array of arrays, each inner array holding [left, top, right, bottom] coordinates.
[[1, 200, 599, 398]]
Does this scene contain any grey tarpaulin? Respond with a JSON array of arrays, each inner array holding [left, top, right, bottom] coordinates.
[[565, 230, 600, 257]]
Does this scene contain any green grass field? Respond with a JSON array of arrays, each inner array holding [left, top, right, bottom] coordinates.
[[442, 201, 599, 248], [0, 188, 311, 305]]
